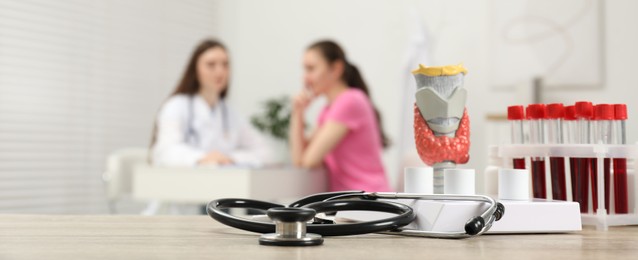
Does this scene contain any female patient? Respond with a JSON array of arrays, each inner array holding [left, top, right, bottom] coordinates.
[[152, 39, 268, 167], [290, 40, 391, 192]]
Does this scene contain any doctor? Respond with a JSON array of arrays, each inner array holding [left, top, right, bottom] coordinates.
[[151, 39, 269, 167]]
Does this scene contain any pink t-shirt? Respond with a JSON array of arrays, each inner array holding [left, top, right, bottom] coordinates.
[[318, 89, 391, 192]]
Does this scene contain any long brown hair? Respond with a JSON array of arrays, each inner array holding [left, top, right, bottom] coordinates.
[[308, 40, 390, 148], [172, 39, 229, 97], [149, 39, 229, 150]]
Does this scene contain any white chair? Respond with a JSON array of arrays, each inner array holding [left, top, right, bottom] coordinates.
[[102, 147, 150, 214]]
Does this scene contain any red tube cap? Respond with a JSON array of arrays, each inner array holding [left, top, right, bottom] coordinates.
[[575, 101, 593, 119], [507, 105, 525, 120], [564, 105, 576, 121], [615, 104, 628, 120], [546, 103, 565, 119], [594, 104, 614, 120], [526, 104, 546, 119]]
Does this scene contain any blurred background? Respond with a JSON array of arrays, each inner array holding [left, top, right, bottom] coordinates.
[[0, 0, 636, 214]]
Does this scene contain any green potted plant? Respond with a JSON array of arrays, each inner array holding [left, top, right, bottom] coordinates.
[[251, 96, 292, 163]]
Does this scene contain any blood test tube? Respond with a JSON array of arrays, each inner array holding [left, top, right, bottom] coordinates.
[[526, 104, 547, 199], [574, 101, 593, 213], [594, 104, 614, 213], [564, 105, 578, 201], [508, 105, 526, 169], [547, 103, 566, 201], [613, 104, 628, 214]]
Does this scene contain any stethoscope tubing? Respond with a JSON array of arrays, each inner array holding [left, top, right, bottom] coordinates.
[[207, 198, 416, 236], [322, 192, 500, 238], [207, 191, 502, 238]]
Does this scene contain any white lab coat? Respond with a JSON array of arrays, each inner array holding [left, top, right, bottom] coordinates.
[[152, 94, 270, 167]]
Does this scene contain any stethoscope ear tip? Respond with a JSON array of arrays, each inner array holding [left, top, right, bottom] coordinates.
[[495, 202, 505, 221], [464, 216, 485, 236]]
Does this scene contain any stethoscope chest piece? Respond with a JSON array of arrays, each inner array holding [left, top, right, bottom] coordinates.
[[259, 207, 323, 246]]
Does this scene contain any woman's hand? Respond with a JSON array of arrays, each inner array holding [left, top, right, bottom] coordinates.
[[198, 151, 233, 165], [292, 90, 315, 114], [289, 89, 315, 166]]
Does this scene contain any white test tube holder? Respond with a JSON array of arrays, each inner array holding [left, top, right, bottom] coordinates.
[[489, 143, 638, 231]]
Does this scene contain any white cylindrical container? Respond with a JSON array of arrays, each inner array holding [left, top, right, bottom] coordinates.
[[498, 168, 530, 200], [443, 169, 475, 195], [404, 167, 433, 194], [483, 165, 500, 196]]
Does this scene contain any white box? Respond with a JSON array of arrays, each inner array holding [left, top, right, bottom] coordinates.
[[337, 198, 582, 234]]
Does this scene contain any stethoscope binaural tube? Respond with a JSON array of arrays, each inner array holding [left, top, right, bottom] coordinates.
[[367, 192, 504, 238], [207, 197, 416, 236]]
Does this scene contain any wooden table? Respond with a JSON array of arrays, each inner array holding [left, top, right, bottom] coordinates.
[[1, 215, 638, 259]]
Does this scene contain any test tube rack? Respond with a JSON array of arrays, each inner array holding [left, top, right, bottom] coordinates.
[[488, 143, 638, 231]]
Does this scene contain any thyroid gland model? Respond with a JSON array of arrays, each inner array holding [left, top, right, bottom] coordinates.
[[412, 64, 470, 193]]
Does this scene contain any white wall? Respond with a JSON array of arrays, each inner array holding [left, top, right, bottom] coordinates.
[[217, 0, 496, 189], [0, 0, 220, 213], [216, 0, 638, 190], [2, 0, 636, 213], [546, 0, 638, 111]]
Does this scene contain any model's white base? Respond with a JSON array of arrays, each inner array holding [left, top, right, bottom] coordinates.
[[489, 199, 581, 233], [337, 199, 582, 234]]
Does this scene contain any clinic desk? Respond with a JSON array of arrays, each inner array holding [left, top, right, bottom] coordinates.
[[1, 215, 638, 260], [132, 166, 327, 203]]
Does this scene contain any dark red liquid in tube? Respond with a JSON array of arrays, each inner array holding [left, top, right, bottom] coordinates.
[[569, 158, 578, 201], [531, 159, 547, 199], [604, 158, 611, 213], [573, 157, 590, 213], [613, 158, 628, 213], [590, 158, 598, 212], [513, 158, 525, 169], [549, 157, 567, 200]]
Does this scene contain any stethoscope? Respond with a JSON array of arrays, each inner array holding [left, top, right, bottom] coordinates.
[[207, 191, 505, 246], [185, 95, 229, 145]]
